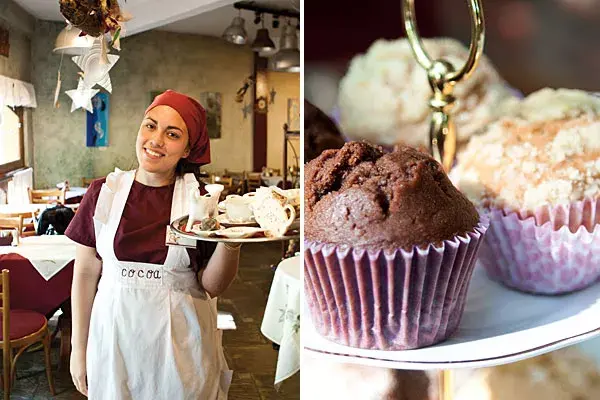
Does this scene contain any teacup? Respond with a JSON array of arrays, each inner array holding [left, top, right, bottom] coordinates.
[[226, 194, 243, 202], [225, 197, 254, 223]]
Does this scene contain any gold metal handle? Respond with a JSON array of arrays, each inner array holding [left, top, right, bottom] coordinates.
[[402, 0, 485, 171]]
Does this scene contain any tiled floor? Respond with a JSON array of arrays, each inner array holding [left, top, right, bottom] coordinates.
[[7, 242, 300, 399]]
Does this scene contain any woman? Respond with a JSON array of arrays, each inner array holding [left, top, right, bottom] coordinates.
[[65, 90, 238, 399]]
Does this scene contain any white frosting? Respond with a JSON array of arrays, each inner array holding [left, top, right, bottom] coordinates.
[[337, 37, 515, 147], [452, 88, 600, 209]]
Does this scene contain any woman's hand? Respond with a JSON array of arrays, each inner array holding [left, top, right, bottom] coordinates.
[[70, 348, 88, 396]]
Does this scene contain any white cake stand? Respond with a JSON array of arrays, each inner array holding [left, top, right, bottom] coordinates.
[[303, 264, 600, 396]]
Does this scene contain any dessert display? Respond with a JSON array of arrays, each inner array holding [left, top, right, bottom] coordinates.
[[177, 185, 300, 241], [451, 87, 600, 294], [302, 1, 600, 395], [303, 141, 489, 350], [337, 38, 516, 149]]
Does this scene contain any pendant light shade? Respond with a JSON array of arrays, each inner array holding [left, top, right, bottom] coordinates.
[[271, 24, 300, 72], [53, 25, 95, 55], [222, 16, 248, 45], [252, 28, 276, 53]]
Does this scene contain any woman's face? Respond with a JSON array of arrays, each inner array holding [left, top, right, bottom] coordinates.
[[136, 105, 190, 175]]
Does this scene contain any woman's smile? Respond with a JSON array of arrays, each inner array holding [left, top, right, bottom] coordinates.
[[143, 147, 166, 159]]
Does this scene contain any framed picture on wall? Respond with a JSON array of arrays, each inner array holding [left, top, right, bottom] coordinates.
[[0, 26, 9, 57], [199, 92, 222, 139], [287, 98, 300, 131], [86, 92, 109, 147]]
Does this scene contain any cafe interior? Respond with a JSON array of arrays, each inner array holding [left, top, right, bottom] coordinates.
[[0, 0, 300, 398]]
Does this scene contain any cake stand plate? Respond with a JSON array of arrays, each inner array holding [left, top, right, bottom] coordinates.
[[303, 264, 600, 370]]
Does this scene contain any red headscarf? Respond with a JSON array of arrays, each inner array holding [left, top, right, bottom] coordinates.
[[145, 90, 211, 165]]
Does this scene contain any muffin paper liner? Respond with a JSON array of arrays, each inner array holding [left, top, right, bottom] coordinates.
[[478, 197, 600, 295], [304, 217, 489, 350]]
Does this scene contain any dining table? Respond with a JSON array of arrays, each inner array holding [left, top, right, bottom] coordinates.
[[261, 255, 301, 385], [0, 235, 76, 369]]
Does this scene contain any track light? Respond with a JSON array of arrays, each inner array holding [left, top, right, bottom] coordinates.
[[222, 10, 248, 45], [271, 22, 300, 72]]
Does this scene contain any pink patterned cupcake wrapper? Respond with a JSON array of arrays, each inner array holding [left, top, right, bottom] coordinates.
[[304, 217, 489, 350], [478, 197, 600, 295]]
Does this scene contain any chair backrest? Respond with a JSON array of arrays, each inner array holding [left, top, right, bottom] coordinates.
[[211, 175, 234, 188], [1, 269, 9, 349], [245, 172, 263, 192], [81, 177, 96, 188], [28, 188, 66, 205], [0, 216, 23, 245]]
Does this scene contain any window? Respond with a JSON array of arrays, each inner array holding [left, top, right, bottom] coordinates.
[[0, 106, 24, 174]]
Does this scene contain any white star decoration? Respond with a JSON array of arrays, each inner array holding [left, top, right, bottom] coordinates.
[[65, 78, 99, 112], [72, 39, 119, 93]]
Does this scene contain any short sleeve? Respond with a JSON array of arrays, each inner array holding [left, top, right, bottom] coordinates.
[[64, 178, 106, 248]]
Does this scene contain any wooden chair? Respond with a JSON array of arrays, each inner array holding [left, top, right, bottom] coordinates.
[[28, 188, 66, 205], [0, 216, 23, 246], [0, 269, 55, 399], [223, 170, 245, 195], [81, 177, 97, 188], [211, 176, 235, 198], [245, 172, 263, 193]]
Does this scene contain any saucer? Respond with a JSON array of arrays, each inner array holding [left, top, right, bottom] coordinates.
[[216, 214, 258, 227], [213, 227, 265, 239]]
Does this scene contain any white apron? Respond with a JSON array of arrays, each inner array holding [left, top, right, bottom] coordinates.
[[87, 169, 232, 400]]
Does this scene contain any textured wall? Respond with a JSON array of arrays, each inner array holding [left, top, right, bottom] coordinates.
[[266, 71, 300, 172], [31, 21, 254, 188]]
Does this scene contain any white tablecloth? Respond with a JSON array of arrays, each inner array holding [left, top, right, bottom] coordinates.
[[0, 235, 76, 281], [261, 255, 300, 385], [0, 203, 46, 216], [261, 175, 283, 187], [66, 186, 88, 200]]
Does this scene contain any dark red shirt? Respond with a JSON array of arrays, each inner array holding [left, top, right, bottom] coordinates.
[[65, 177, 215, 270]]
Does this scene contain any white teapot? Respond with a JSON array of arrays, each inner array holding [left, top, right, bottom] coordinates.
[[251, 186, 296, 237]]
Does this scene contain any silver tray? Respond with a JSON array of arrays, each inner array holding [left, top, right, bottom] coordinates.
[[171, 215, 300, 243]]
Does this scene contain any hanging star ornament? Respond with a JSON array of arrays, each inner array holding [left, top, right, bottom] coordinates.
[[65, 78, 99, 112], [72, 38, 119, 93]]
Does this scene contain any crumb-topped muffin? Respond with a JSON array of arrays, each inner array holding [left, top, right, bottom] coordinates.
[[305, 141, 479, 249], [453, 87, 600, 212], [304, 141, 489, 350], [452, 87, 600, 294], [337, 38, 515, 148]]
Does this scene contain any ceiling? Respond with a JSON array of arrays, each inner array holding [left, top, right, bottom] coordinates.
[[12, 0, 299, 50]]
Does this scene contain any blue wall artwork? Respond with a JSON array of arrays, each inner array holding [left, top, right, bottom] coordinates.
[[86, 92, 109, 147]]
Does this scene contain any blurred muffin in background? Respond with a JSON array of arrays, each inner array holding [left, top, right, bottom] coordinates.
[[304, 100, 346, 162], [337, 37, 516, 148]]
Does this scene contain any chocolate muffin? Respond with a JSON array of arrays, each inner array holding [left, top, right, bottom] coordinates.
[[305, 141, 479, 249], [304, 100, 345, 162], [304, 141, 489, 350]]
